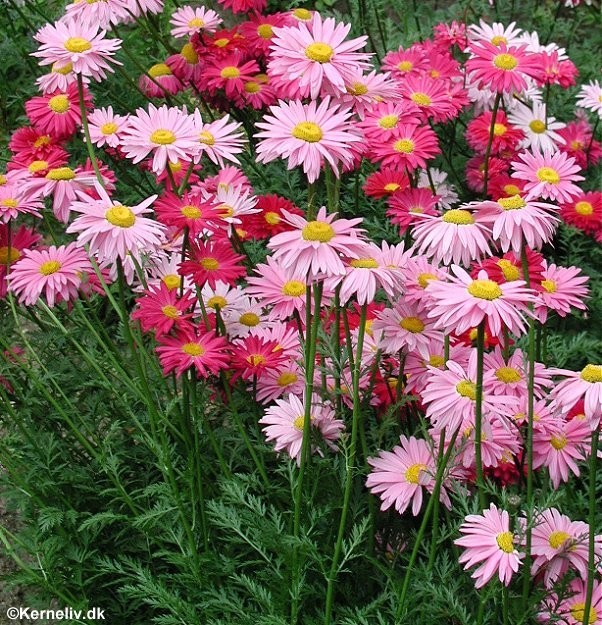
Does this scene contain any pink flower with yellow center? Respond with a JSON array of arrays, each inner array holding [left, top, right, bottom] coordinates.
[[534, 261, 589, 324], [87, 106, 129, 149], [169, 5, 222, 39], [551, 363, 602, 428]]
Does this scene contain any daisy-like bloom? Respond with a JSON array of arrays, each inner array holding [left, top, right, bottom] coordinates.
[[8, 127, 60, 161], [427, 266, 535, 337], [530, 508, 599, 588], [63, 0, 130, 30], [532, 414, 591, 486], [35, 61, 82, 95], [208, 184, 259, 230], [203, 53, 260, 100], [466, 110, 524, 155], [381, 45, 427, 79], [200, 280, 246, 317], [131, 282, 196, 336], [417, 167, 459, 209], [334, 70, 401, 119], [0, 184, 43, 223], [115, 0, 165, 17], [154, 190, 220, 236], [217, 0, 266, 15], [267, 13, 371, 100], [576, 79, 602, 119], [255, 98, 362, 183], [511, 150, 584, 204], [534, 262, 589, 323], [170, 5, 222, 39], [230, 335, 287, 381], [507, 100, 566, 153], [466, 41, 540, 94], [242, 72, 277, 109], [475, 247, 545, 289], [369, 124, 440, 173], [484, 347, 551, 399], [200, 166, 251, 195], [156, 329, 229, 379], [193, 112, 246, 168], [398, 75, 456, 124], [539, 579, 602, 625], [366, 435, 450, 517], [67, 184, 165, 263], [8, 243, 92, 307], [120, 104, 200, 174], [401, 255, 446, 305], [560, 192, 602, 235], [386, 187, 440, 233], [179, 238, 246, 289], [0, 226, 42, 298], [259, 394, 344, 465], [467, 20, 523, 46], [240, 13, 290, 56], [536, 50, 578, 88], [139, 63, 182, 98], [472, 194, 559, 253], [357, 101, 420, 142], [223, 297, 271, 339], [244, 194, 304, 239], [551, 364, 602, 428], [87, 106, 129, 149], [267, 206, 366, 280], [166, 43, 203, 85], [363, 169, 409, 199], [255, 361, 304, 404], [412, 207, 492, 267], [32, 18, 121, 82], [455, 504, 523, 588]]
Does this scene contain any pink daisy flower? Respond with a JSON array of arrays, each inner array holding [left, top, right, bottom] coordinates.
[[334, 70, 401, 119], [551, 365, 602, 428], [381, 45, 427, 79], [576, 79, 602, 119], [120, 104, 200, 174], [386, 187, 440, 233], [8, 127, 60, 161], [230, 335, 287, 381], [267, 206, 366, 280], [255, 98, 362, 184], [156, 329, 230, 379], [193, 112, 245, 168], [369, 124, 440, 173], [259, 393, 344, 465], [267, 13, 371, 100], [8, 243, 92, 307], [255, 361, 304, 404], [511, 150, 584, 203], [412, 207, 492, 267], [455, 504, 523, 588], [541, 579, 602, 625], [426, 266, 535, 337], [200, 280, 246, 317], [170, 5, 222, 39], [203, 53, 260, 100], [35, 61, 82, 95], [139, 63, 183, 98], [483, 347, 551, 399], [63, 0, 130, 30], [179, 238, 246, 288], [223, 297, 272, 339], [399, 75, 456, 124], [67, 184, 165, 263], [363, 169, 409, 199], [0, 184, 43, 223], [535, 262, 589, 323], [154, 190, 221, 237], [357, 101, 420, 142], [366, 435, 451, 517], [0, 226, 42, 298], [131, 282, 196, 336], [32, 18, 121, 82], [87, 106, 129, 149], [401, 255, 447, 305]]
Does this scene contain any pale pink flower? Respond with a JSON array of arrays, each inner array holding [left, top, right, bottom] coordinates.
[[200, 280, 246, 317], [534, 261, 589, 323], [87, 106, 129, 149], [64, 0, 131, 29], [222, 296, 272, 339], [193, 112, 246, 168], [255, 361, 304, 404], [455, 504, 523, 588], [0, 184, 43, 223], [36, 61, 82, 94], [551, 365, 602, 428], [576, 79, 602, 119], [366, 435, 451, 516], [169, 5, 222, 38], [400, 256, 447, 305], [540, 579, 602, 625]]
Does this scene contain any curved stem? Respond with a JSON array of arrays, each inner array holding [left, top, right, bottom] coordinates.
[[482, 93, 502, 198]]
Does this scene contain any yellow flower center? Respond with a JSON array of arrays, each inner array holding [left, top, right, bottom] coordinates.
[[400, 316, 425, 333], [0, 246, 20, 265], [497, 259, 521, 281], [257, 23, 273, 38], [207, 295, 227, 309], [100, 121, 118, 135], [64, 37, 92, 53], [571, 140, 584, 150], [264, 211, 281, 225], [182, 342, 205, 356], [541, 279, 557, 293], [39, 260, 61, 275], [581, 364, 602, 383], [302, 221, 335, 242], [0, 199, 18, 209], [305, 42, 334, 63], [442, 209, 474, 225], [200, 257, 219, 271], [575, 201, 593, 216], [148, 63, 172, 77], [239, 312, 260, 326], [496, 531, 515, 553], [282, 280, 306, 297], [350, 258, 378, 269], [199, 131, 215, 146], [247, 354, 266, 366], [550, 434, 567, 450], [536, 167, 560, 184], [180, 43, 198, 64], [498, 194, 526, 210], [429, 354, 445, 368], [548, 530, 571, 550], [150, 129, 176, 145], [162, 274, 181, 290], [106, 205, 136, 228], [347, 82, 369, 96], [493, 123, 507, 136], [529, 119, 546, 134], [496, 366, 522, 383], [397, 60, 413, 72], [393, 138, 415, 154], [180, 205, 201, 219], [169, 161, 182, 173], [503, 183, 521, 196], [456, 380, 477, 400], [52, 62, 73, 75], [244, 81, 261, 93], [220, 66, 240, 79], [33, 135, 51, 148], [490, 35, 507, 45], [570, 603, 598, 624], [214, 38, 230, 47], [410, 92, 432, 106], [45, 167, 76, 181], [405, 463, 427, 484], [48, 95, 70, 113], [188, 17, 204, 28], [293, 415, 313, 430], [493, 53, 518, 70], [291, 121, 323, 143], [293, 7, 312, 19], [161, 305, 179, 319], [379, 114, 399, 129], [418, 272, 437, 288], [383, 182, 400, 192], [468, 279, 503, 300], [277, 372, 298, 386]]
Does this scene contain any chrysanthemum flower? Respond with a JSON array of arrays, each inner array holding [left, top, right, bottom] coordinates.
[[381, 45, 428, 79], [203, 53, 260, 100], [466, 110, 524, 155], [267, 206, 366, 279], [156, 329, 229, 378], [255, 362, 304, 404], [87, 106, 129, 149], [259, 393, 344, 465], [366, 435, 450, 516], [8, 127, 60, 161], [363, 169, 409, 199], [193, 112, 245, 168], [412, 207, 492, 267], [0, 184, 43, 223], [139, 63, 183, 98], [166, 44, 203, 85], [484, 347, 551, 399], [230, 335, 287, 381], [455, 504, 523, 588], [534, 261, 589, 323], [223, 297, 271, 339], [511, 150, 584, 203], [557, 119, 602, 170], [267, 13, 371, 100], [0, 226, 41, 298], [334, 70, 401, 119], [116, 0, 165, 17], [507, 100, 566, 153], [208, 184, 259, 231], [467, 20, 523, 46], [560, 192, 602, 235], [8, 243, 92, 307], [120, 104, 200, 174], [466, 41, 540, 93], [67, 184, 165, 262], [179, 238, 246, 288], [63, 0, 130, 30], [154, 190, 220, 236], [243, 194, 303, 239], [369, 124, 440, 172], [401, 256, 446, 305], [576, 79, 602, 119], [35, 61, 82, 95], [240, 13, 290, 56], [551, 362, 602, 428], [539, 579, 602, 625], [170, 5, 222, 38], [399, 75, 456, 123], [200, 280, 245, 318], [242, 72, 277, 109], [255, 98, 362, 183], [466, 155, 509, 194], [386, 187, 440, 233], [132, 282, 196, 336], [357, 101, 420, 142], [32, 18, 121, 82], [427, 266, 535, 336]]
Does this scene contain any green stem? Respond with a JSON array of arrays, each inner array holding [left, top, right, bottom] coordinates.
[[427, 428, 447, 571], [474, 320, 487, 510], [502, 584, 509, 625], [482, 93, 502, 198], [582, 428, 600, 625], [77, 74, 104, 186]]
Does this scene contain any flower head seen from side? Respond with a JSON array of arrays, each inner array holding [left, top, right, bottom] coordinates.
[[534, 261, 589, 323], [576, 79, 602, 119], [455, 504, 523, 588], [551, 364, 602, 428]]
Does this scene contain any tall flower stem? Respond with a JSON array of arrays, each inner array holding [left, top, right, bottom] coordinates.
[[482, 92, 502, 198], [77, 74, 104, 187], [427, 428, 448, 571], [582, 427, 600, 625], [474, 320, 487, 511], [324, 304, 368, 625]]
